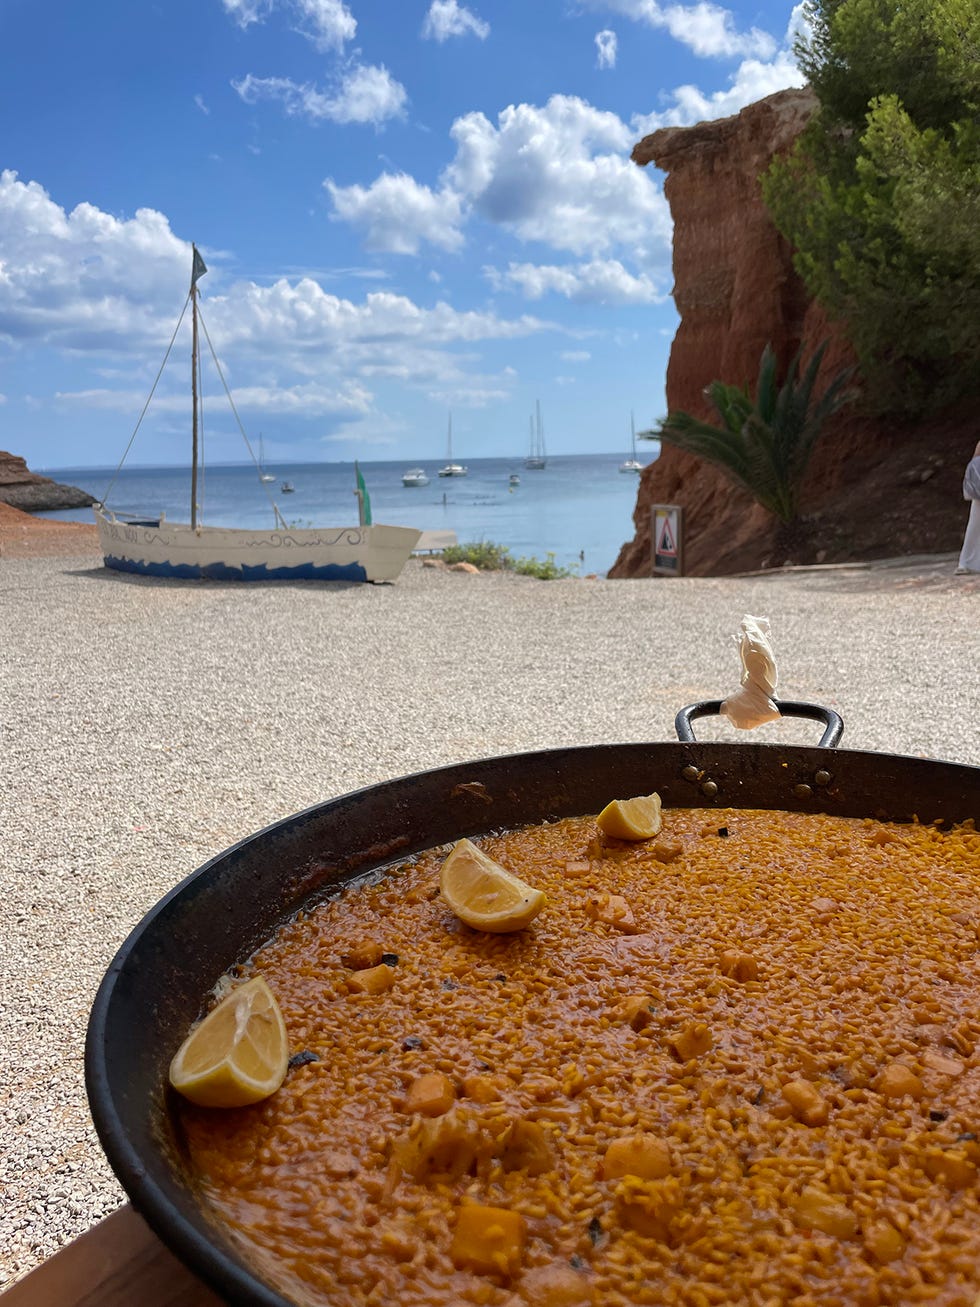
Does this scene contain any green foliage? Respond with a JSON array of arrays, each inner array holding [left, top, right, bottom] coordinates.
[[441, 540, 512, 570], [762, 0, 980, 413], [511, 552, 576, 580], [440, 540, 576, 579], [654, 341, 857, 523]]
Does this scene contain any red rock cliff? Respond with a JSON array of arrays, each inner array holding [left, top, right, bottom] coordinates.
[[0, 450, 96, 511], [609, 87, 971, 577]]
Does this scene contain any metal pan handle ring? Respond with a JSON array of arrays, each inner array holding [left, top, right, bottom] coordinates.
[[675, 700, 844, 749]]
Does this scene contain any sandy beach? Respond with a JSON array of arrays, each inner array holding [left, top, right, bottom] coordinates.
[[1, 520, 977, 1290]]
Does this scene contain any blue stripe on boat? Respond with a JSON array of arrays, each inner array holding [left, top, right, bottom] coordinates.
[[103, 555, 369, 582]]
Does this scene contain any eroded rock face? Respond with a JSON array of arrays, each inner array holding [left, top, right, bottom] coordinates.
[[0, 451, 96, 511], [609, 88, 863, 577]]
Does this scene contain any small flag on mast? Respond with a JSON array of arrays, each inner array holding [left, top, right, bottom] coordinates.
[[354, 461, 373, 526], [191, 246, 208, 288]]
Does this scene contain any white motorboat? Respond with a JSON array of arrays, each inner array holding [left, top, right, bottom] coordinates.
[[402, 467, 430, 487]]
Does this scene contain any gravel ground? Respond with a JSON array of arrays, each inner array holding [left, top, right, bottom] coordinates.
[[1, 548, 977, 1289]]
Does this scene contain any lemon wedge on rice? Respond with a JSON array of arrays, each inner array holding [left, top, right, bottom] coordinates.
[[596, 791, 663, 841], [169, 976, 289, 1108], [440, 838, 546, 933]]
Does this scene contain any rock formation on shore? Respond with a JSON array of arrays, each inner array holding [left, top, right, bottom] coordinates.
[[609, 88, 973, 578], [0, 450, 96, 512]]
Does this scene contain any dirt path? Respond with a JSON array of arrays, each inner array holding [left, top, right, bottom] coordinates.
[[0, 503, 100, 559]]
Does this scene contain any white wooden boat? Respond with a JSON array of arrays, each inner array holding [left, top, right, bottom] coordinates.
[[437, 414, 467, 477], [402, 467, 429, 487], [94, 247, 420, 584], [94, 508, 422, 583]]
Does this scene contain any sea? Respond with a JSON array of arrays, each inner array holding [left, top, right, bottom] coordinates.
[[39, 452, 659, 577]]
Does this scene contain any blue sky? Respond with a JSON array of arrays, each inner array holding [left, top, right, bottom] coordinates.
[[0, 0, 805, 469]]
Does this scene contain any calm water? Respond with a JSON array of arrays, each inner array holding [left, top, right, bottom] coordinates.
[[41, 453, 657, 576]]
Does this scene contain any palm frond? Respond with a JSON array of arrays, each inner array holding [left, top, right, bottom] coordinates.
[[653, 338, 858, 523]]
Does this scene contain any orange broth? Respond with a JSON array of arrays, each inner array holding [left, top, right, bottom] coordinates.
[[177, 808, 980, 1307]]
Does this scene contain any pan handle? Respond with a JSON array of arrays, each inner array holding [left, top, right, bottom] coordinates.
[[674, 700, 844, 749]]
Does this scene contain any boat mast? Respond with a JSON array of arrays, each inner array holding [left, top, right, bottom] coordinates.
[[189, 244, 207, 530]]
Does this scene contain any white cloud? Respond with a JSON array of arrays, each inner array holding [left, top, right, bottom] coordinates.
[[445, 97, 672, 259], [194, 94, 210, 115], [560, 350, 591, 362], [221, 0, 271, 28], [584, 0, 775, 59], [0, 170, 193, 350], [233, 64, 407, 126], [422, 0, 490, 42], [631, 47, 805, 132], [327, 96, 672, 262], [325, 174, 465, 253], [0, 172, 548, 425], [488, 259, 664, 305], [326, 64, 408, 124], [221, 0, 355, 50], [292, 0, 356, 51], [595, 29, 617, 69], [54, 379, 371, 421]]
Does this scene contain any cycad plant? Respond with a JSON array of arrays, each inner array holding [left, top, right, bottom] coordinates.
[[649, 341, 857, 523]]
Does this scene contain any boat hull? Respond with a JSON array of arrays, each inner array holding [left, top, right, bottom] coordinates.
[[94, 508, 421, 584]]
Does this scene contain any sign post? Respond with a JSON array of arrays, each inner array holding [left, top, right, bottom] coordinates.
[[651, 504, 684, 576]]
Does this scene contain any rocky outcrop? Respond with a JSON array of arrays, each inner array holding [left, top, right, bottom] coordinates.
[[609, 88, 972, 577], [0, 451, 96, 512]]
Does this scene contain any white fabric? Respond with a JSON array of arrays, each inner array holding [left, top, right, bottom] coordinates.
[[959, 500, 980, 573], [721, 614, 780, 729], [958, 455, 980, 574]]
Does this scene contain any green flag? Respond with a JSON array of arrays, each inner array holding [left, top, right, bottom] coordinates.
[[355, 461, 372, 526], [191, 245, 208, 288]]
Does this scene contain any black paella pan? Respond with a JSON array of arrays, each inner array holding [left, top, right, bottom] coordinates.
[[85, 702, 980, 1306]]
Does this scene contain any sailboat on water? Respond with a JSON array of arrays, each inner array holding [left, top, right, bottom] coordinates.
[[257, 434, 276, 482], [93, 246, 421, 583], [525, 400, 546, 469], [619, 412, 643, 473], [437, 413, 467, 477]]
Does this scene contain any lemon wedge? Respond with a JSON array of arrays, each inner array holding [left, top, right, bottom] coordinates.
[[168, 976, 289, 1108], [596, 791, 663, 841], [440, 838, 546, 933]]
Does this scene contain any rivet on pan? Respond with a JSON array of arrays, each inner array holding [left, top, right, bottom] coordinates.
[[814, 770, 832, 787], [682, 765, 700, 783], [793, 783, 814, 800], [701, 780, 719, 798]]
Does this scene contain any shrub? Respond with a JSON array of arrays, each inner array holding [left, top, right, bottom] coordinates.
[[441, 541, 512, 570], [512, 552, 576, 580], [440, 540, 576, 579]]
